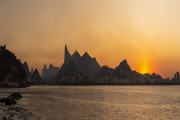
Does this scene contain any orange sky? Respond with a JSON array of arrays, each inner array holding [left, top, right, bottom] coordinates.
[[1, 0, 180, 78]]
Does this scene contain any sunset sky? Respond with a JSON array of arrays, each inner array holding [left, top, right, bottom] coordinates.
[[1, 0, 180, 78]]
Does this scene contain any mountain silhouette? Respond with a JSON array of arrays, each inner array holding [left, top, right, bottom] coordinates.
[[64, 44, 71, 64], [116, 59, 131, 71], [42, 64, 59, 80], [1, 44, 179, 85], [31, 69, 44, 85], [55, 45, 172, 85], [0, 45, 29, 87], [56, 45, 100, 79], [23, 61, 32, 81]]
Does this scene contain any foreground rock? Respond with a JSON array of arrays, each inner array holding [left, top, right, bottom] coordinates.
[[0, 92, 23, 106], [0, 92, 32, 120], [2, 107, 32, 120]]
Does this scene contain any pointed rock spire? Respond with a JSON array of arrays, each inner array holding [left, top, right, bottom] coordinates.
[[23, 61, 29, 71], [64, 44, 71, 63], [32, 69, 42, 80], [117, 59, 131, 71], [82, 52, 91, 59], [23, 61, 32, 81], [72, 50, 81, 58]]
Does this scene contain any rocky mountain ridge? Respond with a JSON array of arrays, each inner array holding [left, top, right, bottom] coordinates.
[[0, 45, 29, 87]]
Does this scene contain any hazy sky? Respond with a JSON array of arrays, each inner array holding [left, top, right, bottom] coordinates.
[[1, 0, 180, 78]]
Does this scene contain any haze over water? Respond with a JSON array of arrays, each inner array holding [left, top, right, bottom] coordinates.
[[1, 86, 180, 120]]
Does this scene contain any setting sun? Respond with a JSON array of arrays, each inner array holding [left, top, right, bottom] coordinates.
[[140, 64, 149, 74], [140, 62, 150, 74]]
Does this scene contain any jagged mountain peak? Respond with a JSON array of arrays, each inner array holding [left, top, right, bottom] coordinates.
[[116, 59, 131, 71], [56, 45, 101, 78], [43, 64, 47, 69], [72, 51, 81, 61], [82, 52, 92, 59], [121, 59, 128, 64], [73, 50, 80, 56], [64, 45, 71, 63], [32, 69, 42, 80], [23, 61, 28, 65], [42, 64, 59, 80], [33, 69, 39, 75], [23, 61, 29, 70], [49, 64, 53, 69], [49, 64, 53, 67], [0, 46, 29, 87]]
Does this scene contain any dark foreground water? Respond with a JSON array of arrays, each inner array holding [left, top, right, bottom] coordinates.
[[0, 86, 180, 120]]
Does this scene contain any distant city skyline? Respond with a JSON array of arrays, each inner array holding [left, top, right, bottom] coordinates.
[[1, 0, 180, 78]]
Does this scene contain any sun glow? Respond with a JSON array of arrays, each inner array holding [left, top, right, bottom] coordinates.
[[140, 62, 150, 74], [140, 65, 149, 74]]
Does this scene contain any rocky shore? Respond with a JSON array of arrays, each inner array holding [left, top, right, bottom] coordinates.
[[0, 93, 31, 120]]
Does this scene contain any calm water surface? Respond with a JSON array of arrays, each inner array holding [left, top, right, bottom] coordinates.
[[0, 86, 180, 120]]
